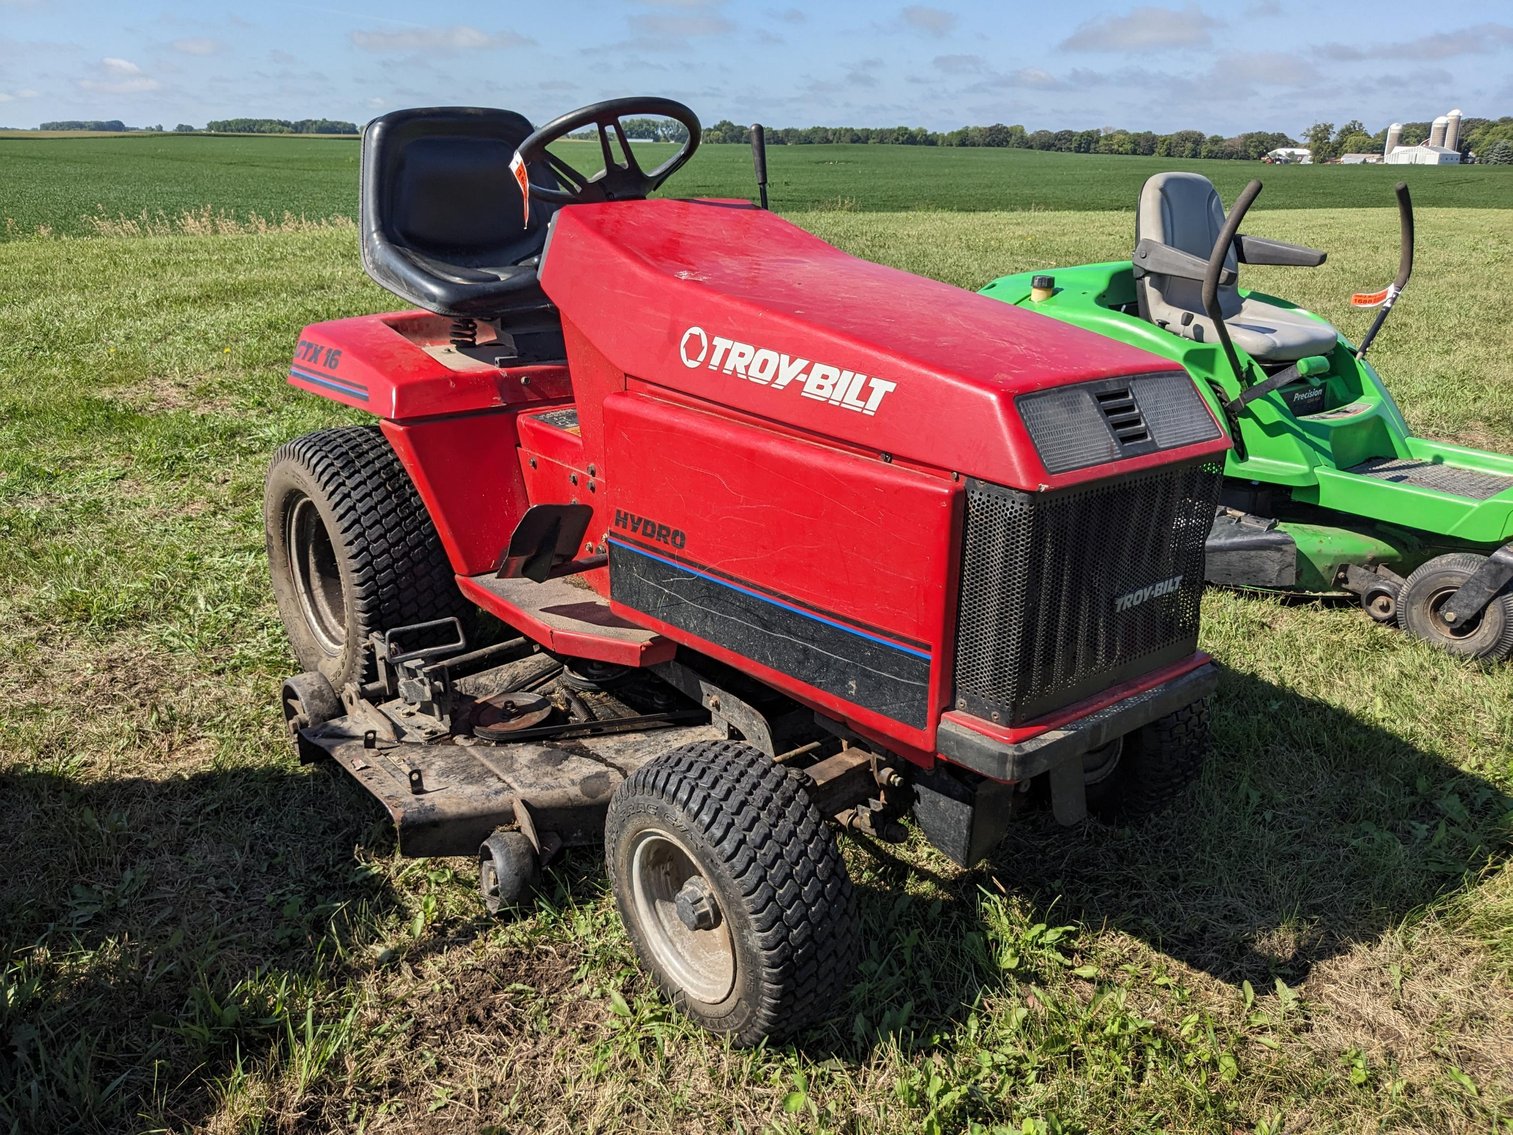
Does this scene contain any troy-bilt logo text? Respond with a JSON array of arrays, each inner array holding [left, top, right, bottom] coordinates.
[[678, 326, 897, 416], [614, 509, 686, 549], [1114, 575, 1184, 613]]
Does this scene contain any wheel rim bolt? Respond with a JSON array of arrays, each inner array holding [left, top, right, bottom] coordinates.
[[674, 878, 720, 931]]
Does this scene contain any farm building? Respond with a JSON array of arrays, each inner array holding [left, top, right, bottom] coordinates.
[[1266, 146, 1312, 164], [1383, 111, 1463, 164], [1339, 153, 1382, 164]]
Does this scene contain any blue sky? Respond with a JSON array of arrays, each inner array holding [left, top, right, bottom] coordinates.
[[1, 1, 1509, 136]]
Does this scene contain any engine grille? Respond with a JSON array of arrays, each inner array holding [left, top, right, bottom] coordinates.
[[954, 460, 1222, 725], [1017, 371, 1221, 474]]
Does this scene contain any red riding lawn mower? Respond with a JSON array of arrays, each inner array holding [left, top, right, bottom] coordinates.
[[267, 98, 1229, 1044]]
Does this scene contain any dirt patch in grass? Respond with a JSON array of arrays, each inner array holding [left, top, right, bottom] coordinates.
[[1304, 917, 1513, 1110]]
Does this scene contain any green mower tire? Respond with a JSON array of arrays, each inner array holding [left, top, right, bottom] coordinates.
[[1397, 553, 1513, 661]]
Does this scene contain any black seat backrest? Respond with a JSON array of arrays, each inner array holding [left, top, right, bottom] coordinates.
[[360, 107, 560, 318]]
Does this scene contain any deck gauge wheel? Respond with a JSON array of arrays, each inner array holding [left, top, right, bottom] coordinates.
[[1398, 553, 1513, 660], [479, 830, 540, 915]]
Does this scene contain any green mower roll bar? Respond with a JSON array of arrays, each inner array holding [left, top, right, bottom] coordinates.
[[1354, 182, 1414, 361]]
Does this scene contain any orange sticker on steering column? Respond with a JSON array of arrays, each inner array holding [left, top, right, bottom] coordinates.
[[510, 152, 530, 225]]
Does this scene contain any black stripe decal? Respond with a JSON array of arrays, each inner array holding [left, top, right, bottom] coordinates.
[[610, 540, 932, 728]]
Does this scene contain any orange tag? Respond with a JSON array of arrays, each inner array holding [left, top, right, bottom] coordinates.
[[1351, 288, 1390, 308], [510, 152, 530, 225]]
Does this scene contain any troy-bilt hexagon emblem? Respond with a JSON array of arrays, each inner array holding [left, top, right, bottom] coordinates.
[[679, 326, 710, 369]]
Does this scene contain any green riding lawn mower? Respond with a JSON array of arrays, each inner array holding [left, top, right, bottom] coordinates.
[[981, 173, 1513, 660]]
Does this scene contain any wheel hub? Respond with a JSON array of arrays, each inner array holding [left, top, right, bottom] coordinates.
[[627, 828, 735, 1004], [675, 878, 721, 931], [286, 495, 346, 654]]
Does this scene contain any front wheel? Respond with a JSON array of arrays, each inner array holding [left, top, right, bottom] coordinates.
[[1397, 552, 1513, 661], [604, 740, 859, 1045], [1084, 699, 1211, 822]]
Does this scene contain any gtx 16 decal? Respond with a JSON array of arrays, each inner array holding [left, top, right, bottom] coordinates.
[[1114, 574, 1184, 613], [678, 326, 897, 416], [295, 339, 343, 370]]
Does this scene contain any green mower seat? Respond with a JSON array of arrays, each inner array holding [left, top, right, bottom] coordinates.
[[1134, 172, 1336, 363]]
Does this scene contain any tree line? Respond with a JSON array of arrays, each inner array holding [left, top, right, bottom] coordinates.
[[701, 120, 1297, 160], [203, 118, 357, 135]]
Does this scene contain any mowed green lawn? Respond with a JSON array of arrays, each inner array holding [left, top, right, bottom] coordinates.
[[3, 133, 1513, 239], [0, 140, 1511, 1135]]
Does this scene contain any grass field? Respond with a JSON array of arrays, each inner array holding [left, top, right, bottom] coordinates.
[[1, 141, 1511, 1135], [3, 134, 1513, 239]]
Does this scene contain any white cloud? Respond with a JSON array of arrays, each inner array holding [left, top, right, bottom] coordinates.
[[77, 57, 160, 94], [1060, 5, 1221, 52], [0, 88, 40, 102], [1317, 23, 1513, 62], [350, 25, 532, 53], [631, 12, 735, 36], [171, 37, 223, 56], [933, 53, 987, 74]]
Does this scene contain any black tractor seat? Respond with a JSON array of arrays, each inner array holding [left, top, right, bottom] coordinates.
[[360, 107, 563, 325]]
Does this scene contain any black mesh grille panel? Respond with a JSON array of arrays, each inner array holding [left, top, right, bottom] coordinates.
[[954, 460, 1222, 725], [1018, 371, 1221, 474]]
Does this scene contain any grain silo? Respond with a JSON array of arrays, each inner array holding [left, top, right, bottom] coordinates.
[[1429, 115, 1449, 147], [1384, 122, 1403, 157], [1445, 108, 1462, 151]]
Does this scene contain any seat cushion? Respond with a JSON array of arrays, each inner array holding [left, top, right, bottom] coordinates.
[[360, 107, 560, 320], [1180, 297, 1339, 362]]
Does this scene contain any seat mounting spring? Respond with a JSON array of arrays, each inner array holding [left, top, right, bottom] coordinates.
[[450, 318, 478, 349]]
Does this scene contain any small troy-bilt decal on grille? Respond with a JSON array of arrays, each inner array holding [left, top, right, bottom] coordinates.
[[1114, 574, 1184, 613]]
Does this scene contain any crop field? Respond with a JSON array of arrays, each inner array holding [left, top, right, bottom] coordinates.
[[1, 139, 1511, 1135], [2, 133, 1512, 239]]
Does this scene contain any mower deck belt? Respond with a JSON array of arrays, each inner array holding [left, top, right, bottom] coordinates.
[[1347, 457, 1513, 501]]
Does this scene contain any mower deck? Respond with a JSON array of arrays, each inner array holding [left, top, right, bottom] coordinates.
[[290, 640, 722, 858], [302, 712, 723, 857]]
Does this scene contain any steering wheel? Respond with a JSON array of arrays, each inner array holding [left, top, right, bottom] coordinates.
[[513, 96, 701, 206]]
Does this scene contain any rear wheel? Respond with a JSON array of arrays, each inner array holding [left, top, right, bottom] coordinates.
[[1397, 552, 1513, 661], [1084, 699, 1211, 821], [604, 740, 859, 1045], [264, 426, 474, 687]]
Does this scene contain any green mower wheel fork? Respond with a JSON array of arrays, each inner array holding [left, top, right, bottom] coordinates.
[[980, 178, 1513, 661]]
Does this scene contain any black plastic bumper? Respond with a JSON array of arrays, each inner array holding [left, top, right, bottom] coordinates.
[[936, 662, 1220, 783]]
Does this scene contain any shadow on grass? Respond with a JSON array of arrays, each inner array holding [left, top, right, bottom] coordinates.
[[4, 664, 1508, 1126], [815, 665, 1512, 1056], [990, 666, 1511, 984], [0, 760, 401, 1135]]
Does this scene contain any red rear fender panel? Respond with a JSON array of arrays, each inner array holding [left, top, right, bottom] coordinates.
[[290, 312, 571, 420], [539, 200, 1228, 491], [293, 312, 574, 577], [380, 415, 535, 576], [603, 390, 959, 758]]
